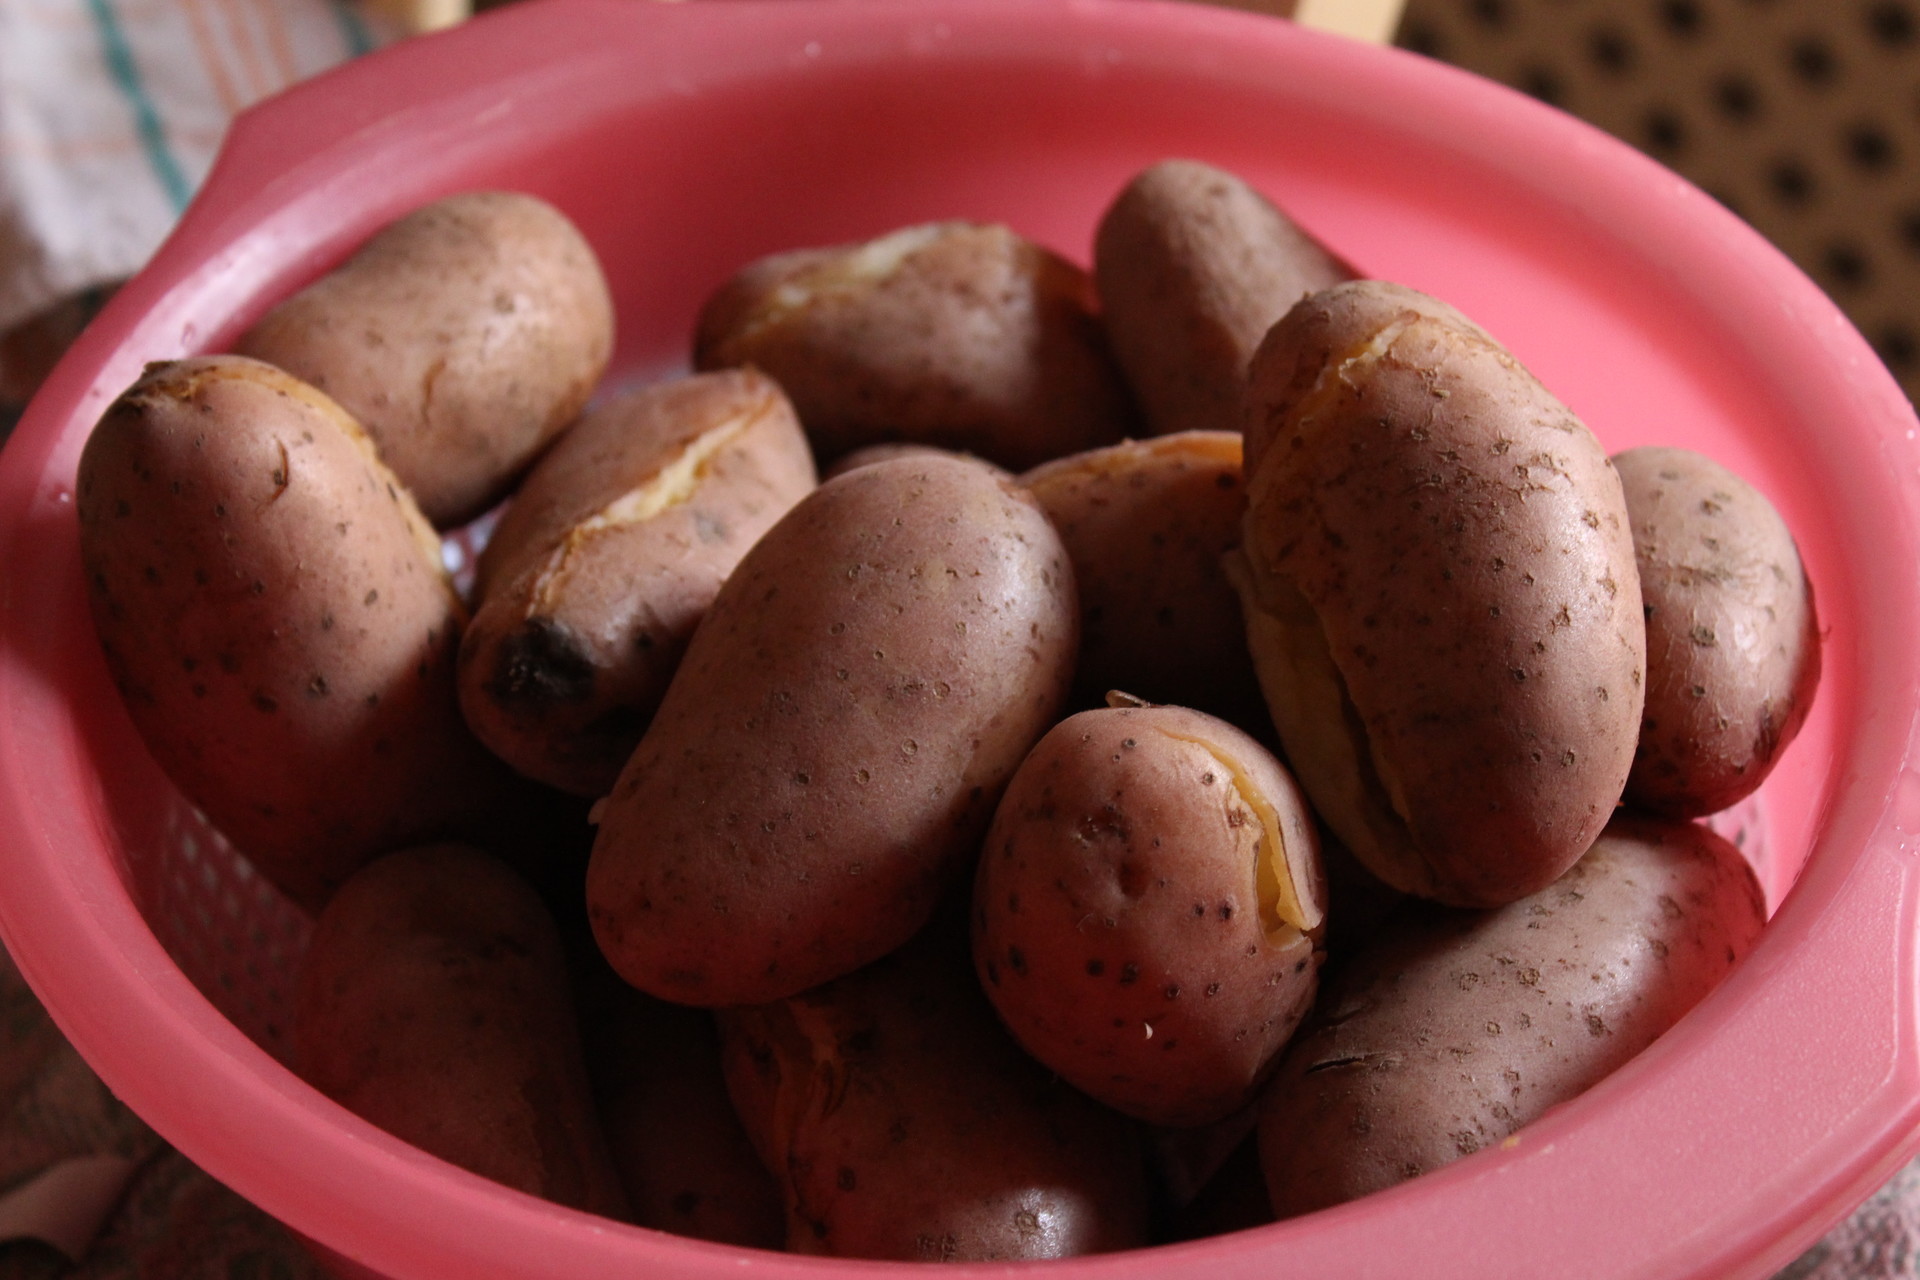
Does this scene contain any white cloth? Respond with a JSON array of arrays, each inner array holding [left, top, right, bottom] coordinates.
[[0, 0, 395, 335]]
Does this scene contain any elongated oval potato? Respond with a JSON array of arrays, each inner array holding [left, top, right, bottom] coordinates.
[[76, 356, 513, 910], [974, 705, 1324, 1127], [717, 917, 1150, 1261], [293, 844, 630, 1218], [1255, 814, 1764, 1218], [236, 191, 614, 527], [586, 455, 1078, 1006], [459, 371, 817, 796], [1614, 446, 1820, 816], [692, 221, 1138, 471], [1094, 159, 1354, 437], [1022, 431, 1262, 720], [1232, 281, 1645, 907]]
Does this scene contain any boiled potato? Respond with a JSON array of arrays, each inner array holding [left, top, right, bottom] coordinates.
[[293, 844, 629, 1218], [587, 455, 1078, 1006], [973, 704, 1324, 1127], [236, 191, 614, 527], [1615, 446, 1821, 816], [692, 221, 1138, 470], [459, 370, 816, 796], [1255, 814, 1764, 1217], [717, 914, 1150, 1260], [1231, 280, 1645, 907], [1022, 431, 1263, 720], [582, 984, 783, 1248], [76, 356, 513, 909], [1094, 159, 1353, 437]]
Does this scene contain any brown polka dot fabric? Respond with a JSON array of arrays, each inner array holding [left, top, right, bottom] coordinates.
[[1396, 0, 1920, 401]]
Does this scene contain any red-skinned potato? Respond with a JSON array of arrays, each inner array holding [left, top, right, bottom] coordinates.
[[1255, 814, 1764, 1218], [716, 914, 1151, 1261], [1231, 280, 1645, 907], [293, 844, 629, 1218], [586, 455, 1078, 1006], [693, 221, 1139, 471], [974, 704, 1324, 1127], [76, 356, 516, 910], [235, 191, 614, 528], [1094, 158, 1354, 437], [1022, 432, 1264, 720], [459, 370, 816, 796], [1614, 446, 1820, 816]]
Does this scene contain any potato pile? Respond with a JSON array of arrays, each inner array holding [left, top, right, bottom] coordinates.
[[74, 162, 1818, 1260]]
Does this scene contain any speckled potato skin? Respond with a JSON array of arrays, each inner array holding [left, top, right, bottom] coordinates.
[[973, 706, 1325, 1128], [1614, 447, 1821, 817], [235, 191, 614, 527], [1233, 280, 1645, 907], [1255, 814, 1764, 1218], [1022, 432, 1263, 720], [1094, 159, 1353, 438], [586, 455, 1078, 1006], [76, 356, 512, 910], [293, 844, 630, 1218], [716, 917, 1150, 1261], [459, 371, 816, 796], [692, 221, 1139, 471]]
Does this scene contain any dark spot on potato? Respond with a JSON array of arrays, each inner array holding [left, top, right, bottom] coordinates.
[[487, 617, 595, 707], [1120, 963, 1139, 986], [1164, 984, 1181, 1000], [1086, 958, 1105, 976], [253, 693, 278, 714], [837, 1166, 858, 1192], [1587, 1013, 1609, 1036], [364, 589, 379, 606], [1007, 946, 1028, 976], [307, 675, 329, 697]]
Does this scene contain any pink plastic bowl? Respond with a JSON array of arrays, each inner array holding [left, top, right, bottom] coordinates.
[[3, 1, 1918, 1276]]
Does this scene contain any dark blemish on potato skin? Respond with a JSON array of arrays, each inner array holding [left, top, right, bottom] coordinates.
[[1007, 946, 1028, 976], [1119, 963, 1139, 986], [1086, 958, 1105, 977], [252, 693, 278, 714]]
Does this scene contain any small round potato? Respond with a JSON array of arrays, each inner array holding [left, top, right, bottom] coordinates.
[[1232, 281, 1645, 908], [586, 455, 1078, 1006], [293, 844, 630, 1218], [236, 191, 614, 527], [1255, 814, 1764, 1218], [76, 356, 514, 909], [717, 916, 1150, 1261], [973, 705, 1325, 1127], [1022, 432, 1263, 720], [692, 221, 1139, 471], [459, 370, 816, 796], [1094, 159, 1353, 437], [1614, 446, 1820, 816]]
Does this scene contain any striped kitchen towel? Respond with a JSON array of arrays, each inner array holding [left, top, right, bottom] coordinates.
[[0, 0, 397, 339]]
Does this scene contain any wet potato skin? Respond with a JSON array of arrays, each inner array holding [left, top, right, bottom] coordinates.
[[716, 916, 1151, 1261], [1234, 280, 1645, 908], [1022, 432, 1264, 722], [459, 370, 817, 796], [693, 221, 1139, 471], [586, 455, 1079, 1007], [1094, 158, 1354, 438], [974, 705, 1326, 1128], [236, 191, 614, 528], [76, 356, 514, 910], [1615, 446, 1821, 817], [293, 844, 630, 1219], [1255, 814, 1764, 1219]]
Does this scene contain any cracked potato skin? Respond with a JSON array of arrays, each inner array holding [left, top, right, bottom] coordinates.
[[1254, 814, 1764, 1218], [76, 356, 513, 910], [586, 455, 1078, 1007], [1234, 281, 1645, 907], [692, 221, 1138, 471], [235, 191, 614, 527], [459, 370, 816, 796], [973, 705, 1325, 1127], [1615, 446, 1820, 817], [716, 916, 1150, 1261]]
